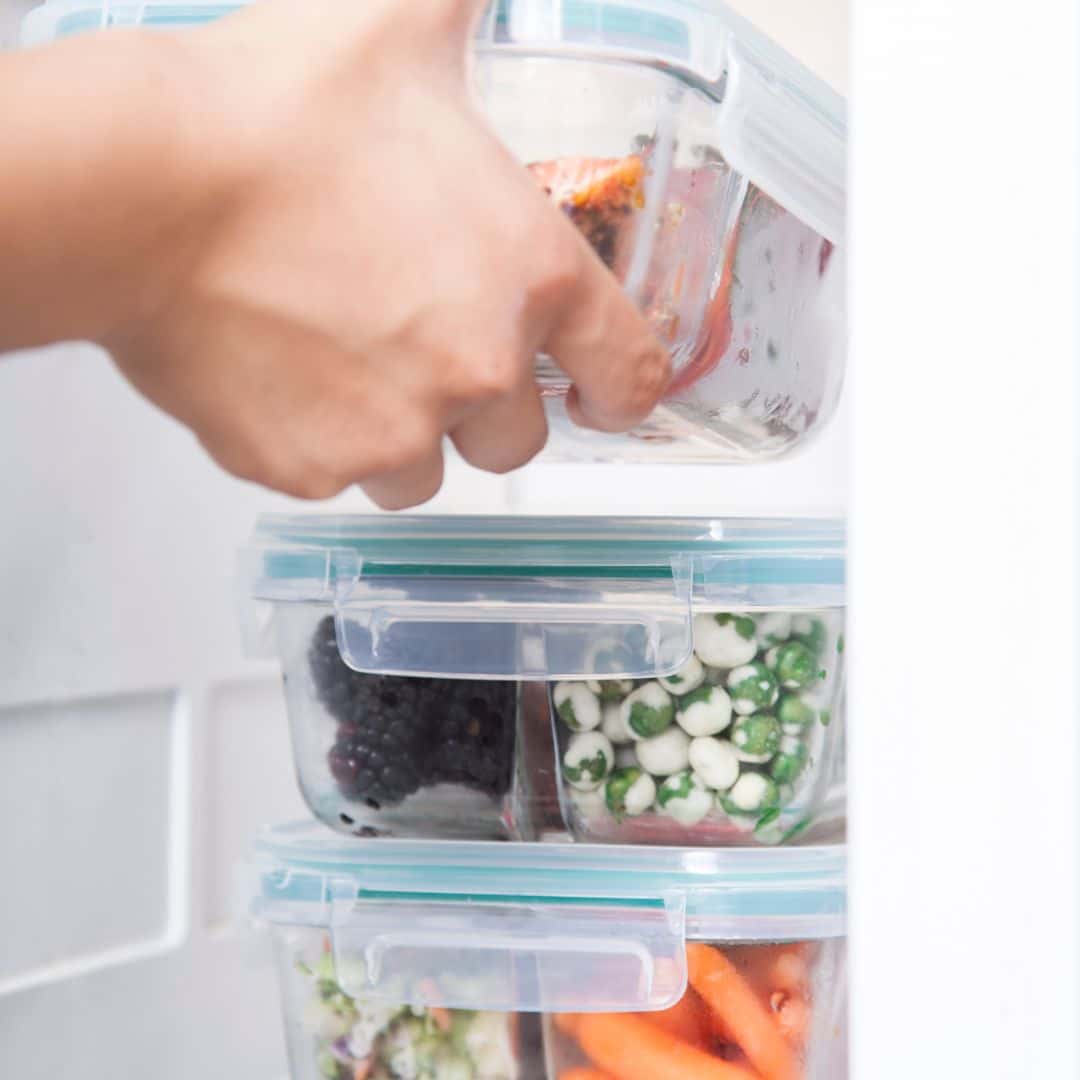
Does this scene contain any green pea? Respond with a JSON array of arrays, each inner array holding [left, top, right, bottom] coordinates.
[[592, 679, 631, 702], [792, 617, 828, 658], [624, 684, 676, 737], [678, 684, 716, 707], [720, 773, 780, 816], [728, 662, 780, 714], [777, 694, 816, 731], [657, 770, 695, 807], [605, 766, 654, 819], [774, 641, 823, 690], [731, 713, 782, 758], [715, 612, 757, 641], [770, 742, 809, 784]]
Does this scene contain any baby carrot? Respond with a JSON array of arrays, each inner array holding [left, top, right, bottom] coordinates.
[[576, 1011, 759, 1080], [641, 990, 713, 1050], [559, 1069, 616, 1080], [687, 944, 802, 1080]]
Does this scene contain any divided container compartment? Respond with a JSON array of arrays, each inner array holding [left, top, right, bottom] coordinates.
[[241, 515, 845, 847], [21, 0, 846, 464], [250, 823, 848, 1080]]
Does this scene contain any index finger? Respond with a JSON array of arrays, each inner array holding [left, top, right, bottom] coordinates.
[[541, 238, 672, 433]]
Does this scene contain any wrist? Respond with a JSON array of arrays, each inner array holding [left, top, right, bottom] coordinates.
[[93, 30, 252, 349]]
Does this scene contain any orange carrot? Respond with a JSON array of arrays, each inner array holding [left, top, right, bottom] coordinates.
[[559, 1069, 615, 1080], [575, 1012, 759, 1080], [641, 990, 713, 1050], [687, 944, 802, 1080], [353, 1060, 372, 1080]]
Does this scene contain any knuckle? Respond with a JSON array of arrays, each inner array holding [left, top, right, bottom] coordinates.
[[456, 349, 521, 402], [370, 419, 439, 475], [294, 474, 349, 501]]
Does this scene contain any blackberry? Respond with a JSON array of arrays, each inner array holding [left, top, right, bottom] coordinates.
[[310, 617, 517, 809], [308, 615, 362, 722], [427, 684, 517, 797]]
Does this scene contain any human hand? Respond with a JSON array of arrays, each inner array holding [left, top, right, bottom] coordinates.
[[102, 0, 670, 507]]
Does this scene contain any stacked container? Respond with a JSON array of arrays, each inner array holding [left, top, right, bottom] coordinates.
[[20, 0, 847, 1075], [239, 513, 848, 1078]]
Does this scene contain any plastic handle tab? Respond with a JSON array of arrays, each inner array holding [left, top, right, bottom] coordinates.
[[328, 891, 687, 1013], [330, 556, 694, 680]]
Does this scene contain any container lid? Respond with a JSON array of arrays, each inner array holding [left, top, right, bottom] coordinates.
[[241, 515, 844, 680], [249, 821, 845, 1013], [21, 0, 846, 240]]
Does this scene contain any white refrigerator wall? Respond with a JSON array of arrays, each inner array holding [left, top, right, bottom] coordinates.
[[0, 3, 846, 1078]]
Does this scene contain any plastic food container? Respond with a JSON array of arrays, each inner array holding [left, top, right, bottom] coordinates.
[[250, 823, 848, 1080], [21, 0, 846, 464], [240, 515, 845, 846]]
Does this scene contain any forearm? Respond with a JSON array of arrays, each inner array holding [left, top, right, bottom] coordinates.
[[0, 30, 224, 351]]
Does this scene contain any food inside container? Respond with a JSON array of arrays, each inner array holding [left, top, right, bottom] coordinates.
[[277, 930, 527, 1080], [242, 516, 844, 845], [308, 615, 517, 833], [22, 0, 846, 464], [554, 610, 843, 846], [547, 940, 844, 1080], [251, 825, 848, 1080]]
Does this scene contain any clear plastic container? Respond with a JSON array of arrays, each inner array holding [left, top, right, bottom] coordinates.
[[21, 0, 846, 464], [251, 824, 848, 1079], [241, 515, 845, 846]]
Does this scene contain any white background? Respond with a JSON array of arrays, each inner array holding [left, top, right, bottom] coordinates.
[[2, 1, 1078, 1078]]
